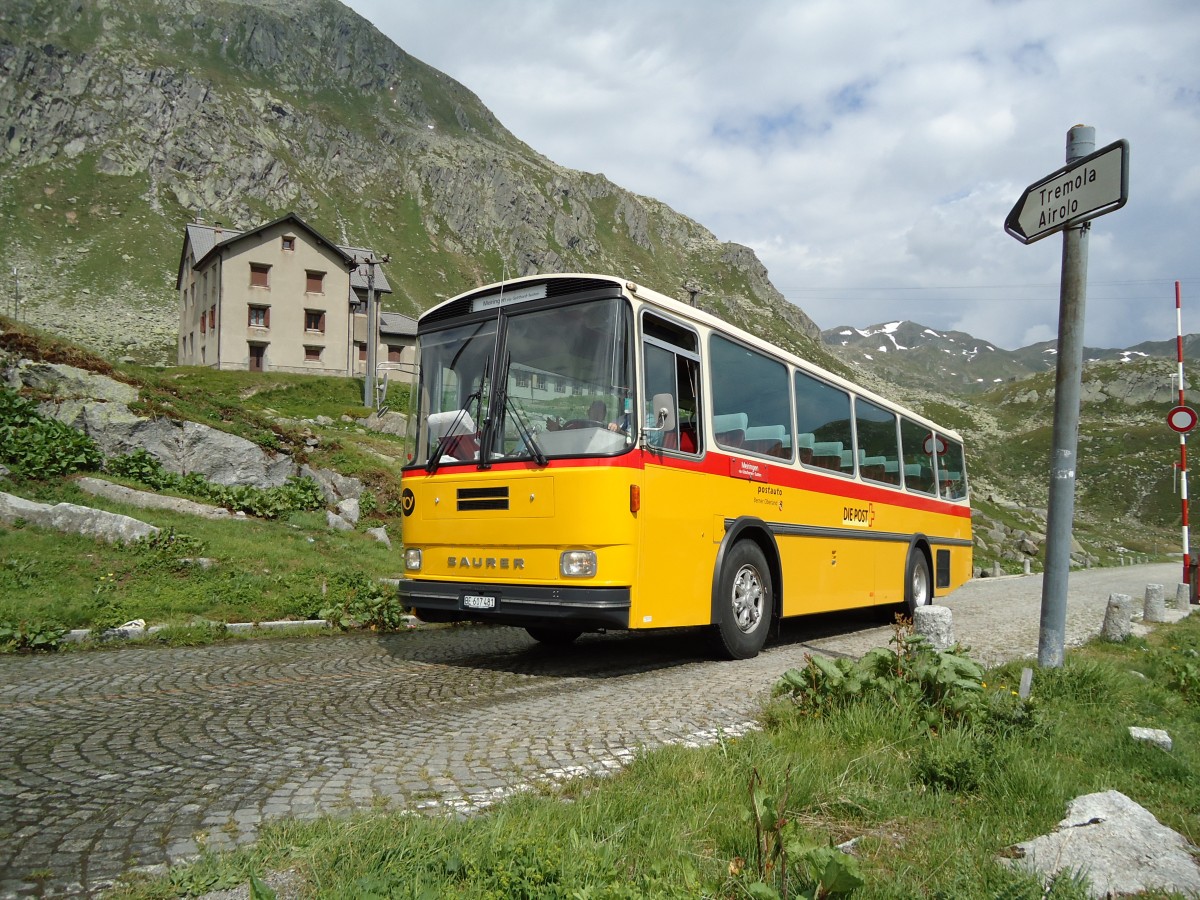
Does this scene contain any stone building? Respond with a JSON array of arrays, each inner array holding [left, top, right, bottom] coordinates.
[[175, 212, 415, 380]]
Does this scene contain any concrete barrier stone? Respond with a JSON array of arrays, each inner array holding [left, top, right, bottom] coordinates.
[[914, 605, 954, 650], [1102, 593, 1133, 640]]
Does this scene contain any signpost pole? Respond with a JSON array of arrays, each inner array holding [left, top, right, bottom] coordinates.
[[1037, 125, 1095, 668]]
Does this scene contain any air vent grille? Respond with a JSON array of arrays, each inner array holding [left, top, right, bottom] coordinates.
[[457, 486, 509, 511]]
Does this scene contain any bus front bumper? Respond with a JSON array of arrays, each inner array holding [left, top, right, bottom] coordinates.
[[397, 578, 631, 631]]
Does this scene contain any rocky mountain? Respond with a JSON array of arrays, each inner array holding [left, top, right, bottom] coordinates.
[[824, 320, 1200, 396], [0, 0, 821, 364]]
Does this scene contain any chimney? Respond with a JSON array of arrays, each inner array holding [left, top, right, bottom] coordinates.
[[214, 222, 223, 239]]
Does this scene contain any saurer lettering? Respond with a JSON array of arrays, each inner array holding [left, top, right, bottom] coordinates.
[[448, 557, 525, 570]]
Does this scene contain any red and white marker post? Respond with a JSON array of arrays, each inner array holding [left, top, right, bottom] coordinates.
[[1168, 281, 1197, 599]]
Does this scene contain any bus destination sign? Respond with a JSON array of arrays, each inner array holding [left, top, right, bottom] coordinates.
[[1005, 139, 1128, 245]]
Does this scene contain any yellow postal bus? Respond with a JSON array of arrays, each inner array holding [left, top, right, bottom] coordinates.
[[399, 274, 971, 658]]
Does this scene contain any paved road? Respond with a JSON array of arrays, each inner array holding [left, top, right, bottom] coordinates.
[[0, 563, 1188, 897]]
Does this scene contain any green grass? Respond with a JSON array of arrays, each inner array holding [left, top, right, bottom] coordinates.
[[0, 488, 400, 629], [107, 615, 1200, 899]]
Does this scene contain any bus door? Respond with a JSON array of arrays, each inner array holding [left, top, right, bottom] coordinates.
[[634, 316, 711, 629]]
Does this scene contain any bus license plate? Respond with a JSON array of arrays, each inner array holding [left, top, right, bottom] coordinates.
[[462, 594, 497, 610]]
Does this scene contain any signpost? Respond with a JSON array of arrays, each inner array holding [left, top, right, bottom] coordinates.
[[1005, 139, 1129, 245], [1006, 125, 1129, 667]]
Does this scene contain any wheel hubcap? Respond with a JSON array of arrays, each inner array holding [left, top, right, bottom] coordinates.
[[912, 565, 930, 606], [732, 564, 764, 633]]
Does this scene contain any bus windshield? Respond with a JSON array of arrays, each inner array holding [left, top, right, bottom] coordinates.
[[407, 296, 635, 467]]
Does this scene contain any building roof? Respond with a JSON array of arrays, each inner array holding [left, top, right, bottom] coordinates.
[[379, 311, 417, 337], [176, 212, 392, 293]]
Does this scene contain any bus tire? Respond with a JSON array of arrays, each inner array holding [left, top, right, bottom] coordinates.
[[525, 626, 583, 646], [709, 540, 773, 660], [901, 548, 932, 618]]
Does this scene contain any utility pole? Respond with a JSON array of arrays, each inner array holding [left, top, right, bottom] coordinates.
[[356, 253, 390, 409], [11, 267, 18, 320]]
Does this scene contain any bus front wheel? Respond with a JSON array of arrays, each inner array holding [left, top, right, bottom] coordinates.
[[710, 540, 773, 660], [902, 549, 932, 618]]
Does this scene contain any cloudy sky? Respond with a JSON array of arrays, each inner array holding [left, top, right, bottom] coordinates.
[[343, 0, 1200, 350]]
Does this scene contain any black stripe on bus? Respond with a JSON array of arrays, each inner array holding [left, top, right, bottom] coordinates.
[[726, 519, 973, 548]]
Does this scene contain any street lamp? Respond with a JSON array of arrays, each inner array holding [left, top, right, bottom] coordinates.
[[354, 253, 390, 409]]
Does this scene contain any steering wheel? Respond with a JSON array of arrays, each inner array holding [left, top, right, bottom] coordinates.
[[562, 419, 606, 430]]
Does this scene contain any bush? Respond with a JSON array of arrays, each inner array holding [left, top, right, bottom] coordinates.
[[0, 387, 103, 478], [772, 619, 1032, 735], [319, 571, 409, 631], [0, 619, 68, 652]]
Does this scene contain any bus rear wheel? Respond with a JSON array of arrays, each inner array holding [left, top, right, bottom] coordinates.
[[901, 549, 932, 618], [525, 626, 583, 646], [710, 540, 773, 660]]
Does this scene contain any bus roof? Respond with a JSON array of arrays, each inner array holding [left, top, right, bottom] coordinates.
[[421, 273, 964, 443]]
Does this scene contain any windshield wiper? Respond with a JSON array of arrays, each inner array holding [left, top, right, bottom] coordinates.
[[483, 352, 547, 468], [425, 383, 483, 475], [506, 392, 547, 466]]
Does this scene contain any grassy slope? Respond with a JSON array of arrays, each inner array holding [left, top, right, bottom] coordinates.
[[1, 315, 411, 628]]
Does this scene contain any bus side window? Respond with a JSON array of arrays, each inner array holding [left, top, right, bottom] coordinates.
[[710, 334, 791, 460], [854, 398, 899, 485], [940, 438, 968, 500], [900, 417, 938, 496], [794, 370, 851, 473], [642, 313, 702, 455]]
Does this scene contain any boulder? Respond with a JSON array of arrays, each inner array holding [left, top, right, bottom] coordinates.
[[366, 525, 391, 548], [300, 464, 363, 503], [1003, 791, 1200, 897], [75, 476, 234, 520], [6, 360, 138, 404], [0, 491, 159, 544], [326, 510, 353, 531], [336, 497, 360, 526]]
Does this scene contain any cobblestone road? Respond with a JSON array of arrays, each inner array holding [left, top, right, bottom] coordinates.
[[0, 563, 1187, 897]]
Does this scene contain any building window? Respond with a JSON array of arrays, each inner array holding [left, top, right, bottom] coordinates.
[[282, 235, 296, 251], [248, 305, 270, 328], [304, 309, 326, 333], [515, 370, 531, 389], [387, 345, 402, 363], [200, 314, 206, 334], [250, 263, 270, 288], [305, 270, 325, 294], [356, 342, 367, 361], [304, 345, 322, 362], [208, 305, 215, 329]]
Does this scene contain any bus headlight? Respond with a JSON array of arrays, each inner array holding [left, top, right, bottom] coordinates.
[[405, 548, 423, 572], [560, 550, 597, 578]]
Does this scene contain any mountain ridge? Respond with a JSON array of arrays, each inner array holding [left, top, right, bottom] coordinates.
[[823, 319, 1200, 395], [0, 0, 822, 364]]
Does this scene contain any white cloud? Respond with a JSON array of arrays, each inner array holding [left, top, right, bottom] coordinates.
[[344, 0, 1200, 350]]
